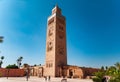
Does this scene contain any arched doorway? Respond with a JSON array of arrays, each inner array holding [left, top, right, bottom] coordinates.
[[69, 69, 73, 78]]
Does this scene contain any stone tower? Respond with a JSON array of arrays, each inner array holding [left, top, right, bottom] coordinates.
[[45, 5, 67, 77]]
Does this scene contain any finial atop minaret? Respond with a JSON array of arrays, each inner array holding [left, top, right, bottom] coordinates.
[[52, 4, 61, 15], [55, 3, 58, 7]]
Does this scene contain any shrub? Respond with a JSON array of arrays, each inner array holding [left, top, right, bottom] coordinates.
[[92, 77, 101, 82]]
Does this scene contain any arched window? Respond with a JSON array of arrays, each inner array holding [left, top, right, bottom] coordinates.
[[59, 48, 64, 55], [47, 42, 53, 52], [48, 28, 53, 36]]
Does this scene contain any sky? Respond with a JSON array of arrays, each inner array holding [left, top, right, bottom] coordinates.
[[0, 0, 120, 68]]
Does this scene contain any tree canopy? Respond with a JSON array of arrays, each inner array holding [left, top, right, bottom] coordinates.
[[93, 62, 120, 82], [6, 64, 18, 69]]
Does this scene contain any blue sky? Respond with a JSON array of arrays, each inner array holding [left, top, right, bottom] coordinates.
[[0, 0, 120, 68]]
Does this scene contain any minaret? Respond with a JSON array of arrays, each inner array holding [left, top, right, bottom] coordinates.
[[45, 5, 67, 77]]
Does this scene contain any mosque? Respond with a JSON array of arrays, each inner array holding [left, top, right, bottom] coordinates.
[[27, 5, 99, 78]]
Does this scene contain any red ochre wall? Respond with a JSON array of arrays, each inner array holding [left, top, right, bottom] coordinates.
[[0, 68, 25, 77]]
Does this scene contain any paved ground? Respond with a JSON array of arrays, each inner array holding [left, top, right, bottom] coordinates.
[[0, 77, 93, 82]]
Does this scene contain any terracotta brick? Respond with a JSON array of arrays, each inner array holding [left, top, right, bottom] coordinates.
[[0, 68, 25, 77]]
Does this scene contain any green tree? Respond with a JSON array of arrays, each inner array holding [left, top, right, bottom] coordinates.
[[92, 67, 106, 82], [108, 65, 120, 82], [106, 66, 108, 70], [93, 62, 120, 82], [101, 66, 105, 71], [6, 64, 18, 69], [114, 62, 120, 70], [34, 64, 37, 66]]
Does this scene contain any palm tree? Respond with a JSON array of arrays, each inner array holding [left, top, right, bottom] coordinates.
[[0, 36, 4, 68], [0, 36, 4, 53], [17, 56, 23, 68], [0, 61, 3, 68], [19, 56, 23, 60], [101, 66, 105, 71], [0, 36, 3, 43], [1, 56, 4, 60], [0, 56, 4, 68], [106, 66, 108, 70]]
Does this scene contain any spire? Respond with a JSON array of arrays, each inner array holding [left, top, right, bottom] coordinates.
[[52, 4, 61, 15]]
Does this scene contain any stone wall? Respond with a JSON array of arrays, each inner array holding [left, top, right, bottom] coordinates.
[[80, 67, 100, 78], [63, 65, 83, 78], [0, 68, 25, 77], [29, 65, 99, 79]]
